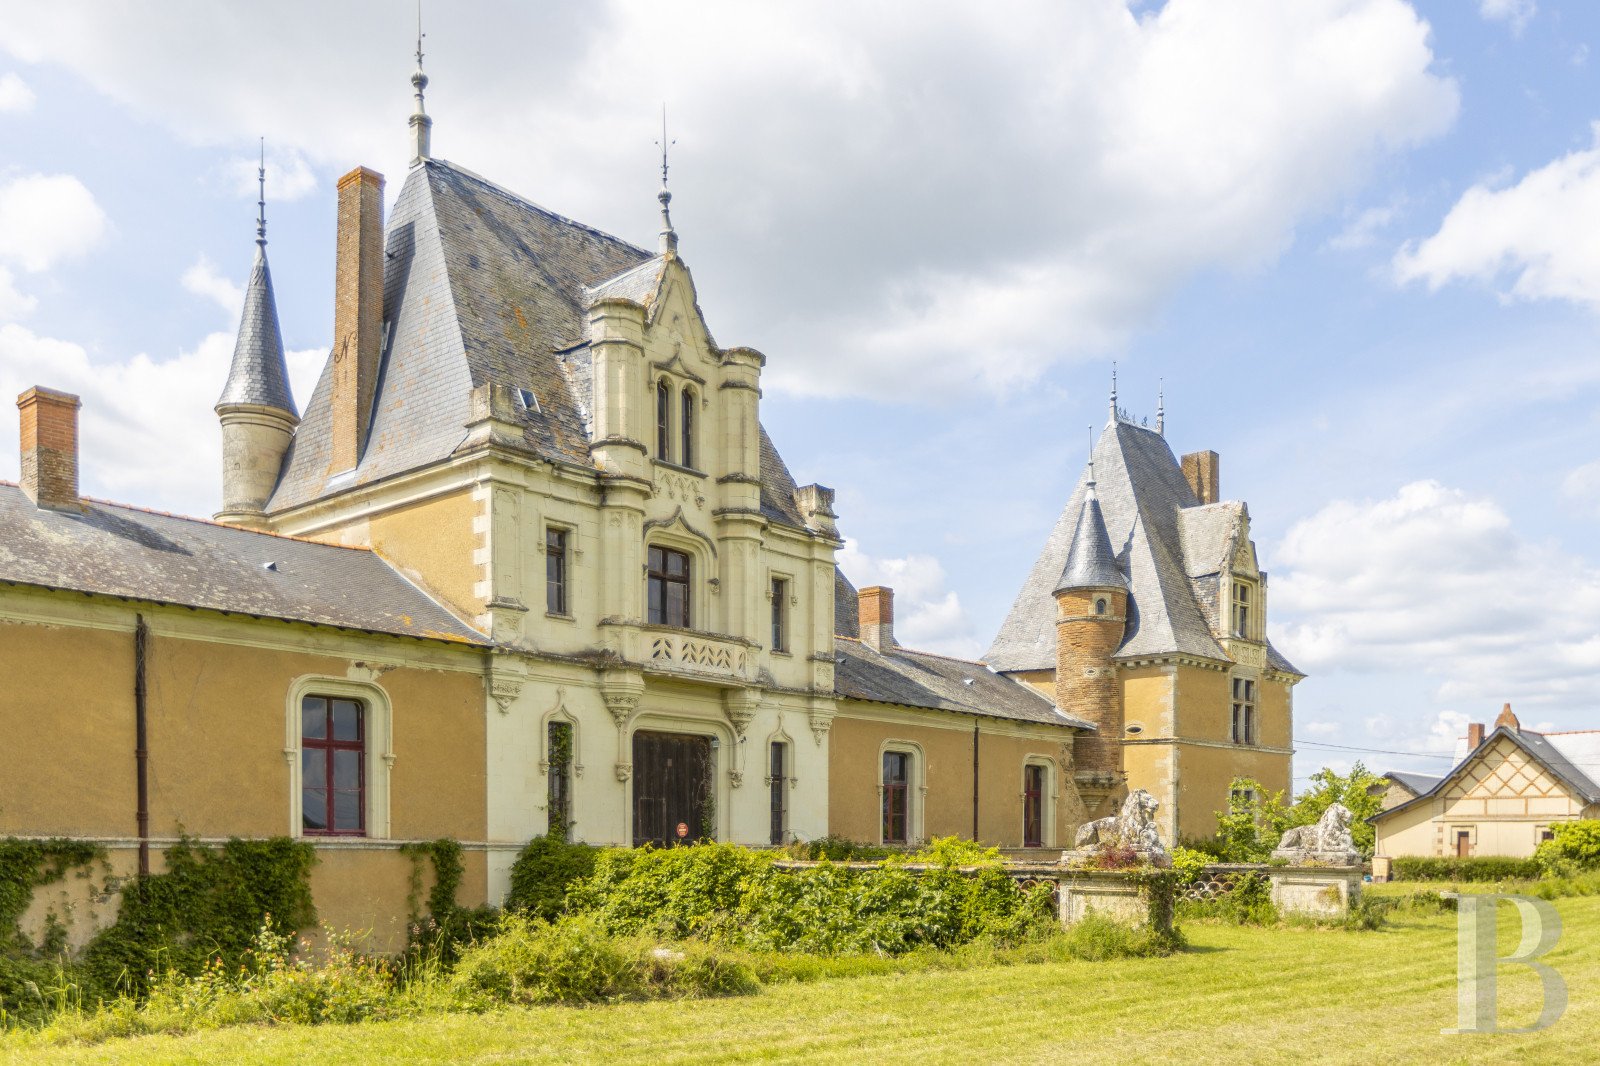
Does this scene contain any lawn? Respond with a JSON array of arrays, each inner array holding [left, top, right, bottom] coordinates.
[[5, 896, 1595, 1065]]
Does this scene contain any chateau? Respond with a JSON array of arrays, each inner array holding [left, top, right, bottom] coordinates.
[[0, 58, 1300, 941]]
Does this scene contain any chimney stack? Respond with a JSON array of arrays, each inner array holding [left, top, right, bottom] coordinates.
[[858, 586, 895, 651], [1467, 722, 1485, 750], [330, 166, 386, 474], [1494, 702, 1520, 733], [1182, 450, 1220, 505], [17, 387, 82, 511]]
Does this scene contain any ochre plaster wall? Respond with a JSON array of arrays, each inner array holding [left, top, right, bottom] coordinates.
[[828, 707, 1081, 847]]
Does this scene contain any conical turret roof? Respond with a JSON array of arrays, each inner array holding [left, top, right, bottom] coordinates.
[[216, 243, 296, 416], [1054, 478, 1127, 593]]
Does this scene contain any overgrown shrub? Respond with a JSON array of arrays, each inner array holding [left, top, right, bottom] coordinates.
[[569, 841, 1055, 956], [1390, 855, 1542, 883], [782, 836, 897, 862], [1534, 820, 1600, 877], [1169, 847, 1210, 887], [505, 835, 600, 920], [80, 838, 316, 998], [450, 913, 758, 1006], [1175, 871, 1279, 926]]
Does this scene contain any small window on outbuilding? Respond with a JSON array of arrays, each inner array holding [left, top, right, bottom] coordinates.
[[1094, 597, 1107, 616]]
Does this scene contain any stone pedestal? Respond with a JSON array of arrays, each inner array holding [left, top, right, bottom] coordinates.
[[1266, 866, 1362, 918], [1058, 870, 1151, 927]]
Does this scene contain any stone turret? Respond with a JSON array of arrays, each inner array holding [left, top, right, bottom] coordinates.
[[215, 159, 297, 528], [1052, 472, 1128, 782]]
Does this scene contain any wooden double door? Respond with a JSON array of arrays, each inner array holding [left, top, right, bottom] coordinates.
[[632, 730, 712, 847]]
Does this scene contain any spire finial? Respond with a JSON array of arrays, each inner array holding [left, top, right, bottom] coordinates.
[[409, 1, 432, 166], [656, 104, 678, 255], [1108, 362, 1118, 424], [255, 138, 266, 248], [1087, 425, 1097, 491], [1156, 379, 1164, 436]]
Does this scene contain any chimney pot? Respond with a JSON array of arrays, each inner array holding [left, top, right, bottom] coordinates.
[[858, 585, 895, 651], [17, 386, 82, 511], [1181, 450, 1220, 505], [1467, 722, 1485, 750], [330, 166, 386, 474]]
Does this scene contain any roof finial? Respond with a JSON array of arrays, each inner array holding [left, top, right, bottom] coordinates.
[[1156, 379, 1164, 436], [409, 1, 432, 166], [656, 104, 678, 255], [255, 137, 267, 248], [1108, 361, 1118, 425], [1086, 425, 1097, 492]]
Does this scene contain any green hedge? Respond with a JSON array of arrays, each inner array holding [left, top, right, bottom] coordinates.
[[1390, 855, 1542, 882], [567, 841, 1055, 956], [505, 836, 599, 921]]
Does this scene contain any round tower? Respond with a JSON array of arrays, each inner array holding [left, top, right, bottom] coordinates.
[[215, 150, 298, 528], [1051, 473, 1129, 778]]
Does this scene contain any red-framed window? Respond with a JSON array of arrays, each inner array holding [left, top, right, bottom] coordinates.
[[301, 695, 365, 836], [882, 750, 910, 844], [1023, 763, 1045, 847], [647, 545, 692, 628]]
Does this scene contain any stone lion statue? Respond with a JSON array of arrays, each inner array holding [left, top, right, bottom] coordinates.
[[1073, 789, 1167, 862], [1272, 803, 1358, 864]]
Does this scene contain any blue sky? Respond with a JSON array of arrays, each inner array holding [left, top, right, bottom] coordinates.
[[1, 0, 1597, 790]]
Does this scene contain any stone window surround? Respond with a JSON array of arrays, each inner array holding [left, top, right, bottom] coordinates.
[[877, 738, 927, 846], [645, 530, 713, 630], [538, 690, 585, 839], [284, 675, 394, 840], [1022, 755, 1057, 848]]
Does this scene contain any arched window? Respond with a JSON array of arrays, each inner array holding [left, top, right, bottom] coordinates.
[[656, 379, 672, 461], [680, 387, 695, 469], [1094, 597, 1107, 616]]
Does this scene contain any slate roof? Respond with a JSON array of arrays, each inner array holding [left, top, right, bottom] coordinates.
[[1383, 770, 1442, 796], [1054, 482, 1126, 592], [834, 566, 861, 639], [268, 159, 809, 530], [1374, 726, 1600, 823], [216, 244, 296, 415], [833, 637, 1090, 729], [986, 419, 1301, 676], [0, 483, 483, 644]]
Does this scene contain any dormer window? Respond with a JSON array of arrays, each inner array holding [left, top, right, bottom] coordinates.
[[1232, 581, 1252, 638]]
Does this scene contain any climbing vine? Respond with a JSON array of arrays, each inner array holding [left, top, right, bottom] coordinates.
[[0, 838, 104, 952], [547, 722, 573, 842], [398, 838, 496, 964], [80, 837, 316, 996]]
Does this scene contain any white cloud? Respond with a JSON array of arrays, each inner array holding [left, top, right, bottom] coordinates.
[[0, 72, 34, 112], [0, 0, 1458, 401], [181, 255, 243, 318], [0, 173, 107, 272], [1324, 202, 1401, 252], [1302, 720, 1342, 737], [1561, 458, 1600, 516], [211, 147, 318, 203], [1479, 0, 1536, 35], [1396, 123, 1600, 308], [0, 266, 37, 321], [837, 538, 981, 658], [1271, 480, 1600, 715]]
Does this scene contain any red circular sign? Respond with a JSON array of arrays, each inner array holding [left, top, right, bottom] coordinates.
[[676, 822, 689, 839]]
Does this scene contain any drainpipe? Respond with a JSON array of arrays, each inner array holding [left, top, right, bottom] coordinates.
[[972, 720, 980, 842], [134, 615, 150, 876]]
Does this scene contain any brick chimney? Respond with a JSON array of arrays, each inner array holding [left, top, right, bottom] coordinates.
[[17, 387, 82, 511], [330, 166, 386, 474], [1467, 722, 1485, 750], [859, 586, 895, 651], [1494, 702, 1520, 733], [1182, 450, 1220, 505]]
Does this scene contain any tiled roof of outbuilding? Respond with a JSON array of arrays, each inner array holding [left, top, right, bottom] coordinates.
[[833, 637, 1089, 729], [268, 160, 809, 530], [0, 483, 483, 644]]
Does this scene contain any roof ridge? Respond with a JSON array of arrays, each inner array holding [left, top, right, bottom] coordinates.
[[428, 158, 653, 259], [1535, 729, 1600, 736], [61, 489, 373, 552]]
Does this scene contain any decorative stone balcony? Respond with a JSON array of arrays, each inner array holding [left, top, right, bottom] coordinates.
[[641, 625, 756, 685]]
